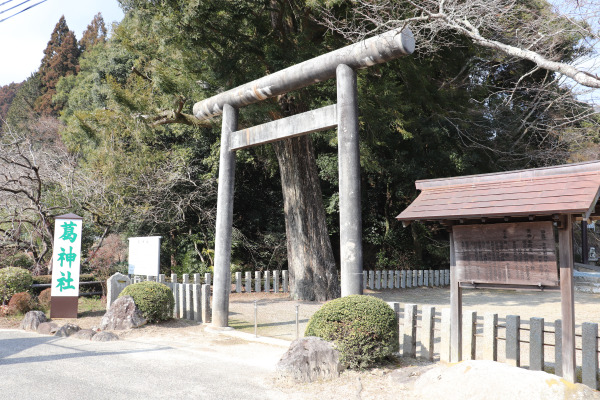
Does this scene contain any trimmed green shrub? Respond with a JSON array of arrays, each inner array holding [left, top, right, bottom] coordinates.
[[119, 281, 174, 323], [0, 267, 33, 304], [8, 291, 35, 315], [305, 295, 399, 369]]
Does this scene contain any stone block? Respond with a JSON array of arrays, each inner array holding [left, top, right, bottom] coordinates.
[[20, 310, 47, 331], [55, 323, 81, 337], [276, 337, 342, 383], [100, 296, 146, 330], [107, 272, 131, 310]]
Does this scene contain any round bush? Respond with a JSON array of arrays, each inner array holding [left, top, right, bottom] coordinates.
[[0, 267, 33, 304], [118, 281, 174, 323], [8, 292, 34, 315], [305, 295, 399, 369], [38, 288, 52, 311]]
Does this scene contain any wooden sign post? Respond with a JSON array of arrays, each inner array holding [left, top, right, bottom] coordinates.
[[50, 213, 83, 318]]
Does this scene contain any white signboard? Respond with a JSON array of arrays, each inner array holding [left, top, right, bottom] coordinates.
[[128, 236, 161, 276], [51, 216, 83, 297]]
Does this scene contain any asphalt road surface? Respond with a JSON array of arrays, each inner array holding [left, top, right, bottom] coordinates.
[[0, 329, 289, 400]]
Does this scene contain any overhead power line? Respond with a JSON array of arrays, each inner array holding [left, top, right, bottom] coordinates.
[[0, 0, 34, 15], [0, 0, 46, 23], [0, 0, 17, 8]]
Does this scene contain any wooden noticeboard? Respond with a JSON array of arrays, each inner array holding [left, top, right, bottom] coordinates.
[[453, 221, 559, 287]]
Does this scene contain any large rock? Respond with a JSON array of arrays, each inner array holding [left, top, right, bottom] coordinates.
[[54, 323, 81, 337], [92, 331, 119, 342], [413, 360, 600, 400], [276, 336, 342, 383], [100, 296, 146, 330], [37, 321, 59, 335], [106, 272, 131, 310], [72, 329, 97, 340], [20, 310, 47, 331]]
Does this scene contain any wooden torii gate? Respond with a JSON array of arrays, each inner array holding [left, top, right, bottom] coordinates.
[[397, 161, 600, 382], [192, 29, 415, 327]]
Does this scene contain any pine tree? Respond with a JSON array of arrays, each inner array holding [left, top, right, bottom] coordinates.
[[79, 13, 107, 53], [35, 16, 80, 116]]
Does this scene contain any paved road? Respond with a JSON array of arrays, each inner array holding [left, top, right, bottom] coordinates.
[[0, 329, 289, 400]]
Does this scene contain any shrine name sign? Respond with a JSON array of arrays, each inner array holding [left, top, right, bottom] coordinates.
[[453, 221, 559, 287]]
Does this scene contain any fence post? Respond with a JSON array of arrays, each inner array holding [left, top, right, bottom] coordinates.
[[171, 273, 178, 284], [363, 271, 368, 290], [382, 270, 388, 289], [421, 306, 436, 361], [555, 319, 563, 377], [235, 272, 241, 293], [406, 270, 412, 288], [179, 283, 186, 320], [282, 270, 289, 293], [193, 284, 201, 322], [412, 270, 418, 287], [440, 308, 451, 362], [264, 271, 270, 293], [445, 270, 450, 285], [394, 271, 400, 288], [403, 303, 417, 358], [204, 273, 212, 286], [387, 271, 394, 289], [368, 270, 375, 290], [388, 302, 401, 345], [244, 271, 251, 293], [274, 270, 280, 293], [183, 273, 190, 284], [582, 322, 598, 389], [159, 274, 166, 283], [255, 271, 261, 293], [423, 270, 429, 287], [418, 270, 423, 287], [463, 310, 477, 360], [530, 317, 544, 371], [506, 315, 520, 367], [375, 271, 381, 289], [434, 270, 440, 287], [201, 284, 211, 323], [400, 270, 406, 289], [194, 273, 201, 284], [172, 281, 179, 318], [483, 313, 498, 361], [185, 283, 193, 319], [429, 270, 434, 287]]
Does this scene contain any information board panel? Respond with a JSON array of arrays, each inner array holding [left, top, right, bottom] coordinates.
[[128, 236, 161, 276], [453, 221, 559, 287]]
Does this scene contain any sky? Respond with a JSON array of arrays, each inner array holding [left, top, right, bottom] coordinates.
[[0, 0, 124, 86]]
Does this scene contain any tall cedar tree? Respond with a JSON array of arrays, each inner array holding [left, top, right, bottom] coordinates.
[[0, 82, 22, 121], [36, 16, 80, 116], [79, 13, 107, 53]]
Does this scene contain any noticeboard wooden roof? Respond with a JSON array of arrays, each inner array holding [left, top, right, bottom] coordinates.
[[396, 161, 600, 223]]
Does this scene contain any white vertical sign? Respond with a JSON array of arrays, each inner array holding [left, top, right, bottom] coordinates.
[[51, 216, 83, 297], [128, 236, 161, 276]]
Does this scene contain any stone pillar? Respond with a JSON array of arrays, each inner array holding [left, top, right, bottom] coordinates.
[[421, 306, 436, 361], [368, 271, 374, 290], [204, 273, 212, 286], [434, 270, 440, 286], [403, 304, 417, 358], [185, 284, 193, 320], [582, 322, 598, 389], [193, 284, 201, 322], [194, 273, 201, 284], [235, 271, 242, 293], [363, 271, 368, 290], [158, 274, 166, 283], [412, 270, 418, 287], [445, 269, 450, 286], [212, 103, 238, 327], [337, 64, 363, 297], [381, 270, 387, 289], [375, 271, 381, 289], [423, 270, 429, 287], [555, 319, 563, 376], [530, 317, 544, 371], [183, 274, 190, 284], [282, 270, 289, 293], [400, 270, 406, 288], [172, 282, 179, 318], [418, 270, 423, 287], [388, 271, 394, 289], [254, 271, 261, 293], [483, 313, 498, 361], [264, 271, 270, 293], [274, 270, 280, 293], [106, 272, 131, 310], [201, 284, 211, 323], [245, 271, 252, 293], [506, 315, 520, 367], [428, 269, 434, 287], [394, 271, 400, 288], [171, 273, 178, 284], [406, 270, 412, 288], [179, 283, 186, 320]]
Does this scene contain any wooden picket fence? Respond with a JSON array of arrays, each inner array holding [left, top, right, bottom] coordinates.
[[388, 302, 600, 390]]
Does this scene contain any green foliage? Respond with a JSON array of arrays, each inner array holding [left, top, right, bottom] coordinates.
[[0, 267, 33, 304], [119, 281, 174, 322], [5, 253, 34, 270], [305, 295, 399, 368], [37, 288, 52, 311], [7, 292, 35, 315]]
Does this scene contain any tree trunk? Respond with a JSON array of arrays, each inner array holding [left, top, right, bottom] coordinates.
[[273, 135, 340, 301]]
